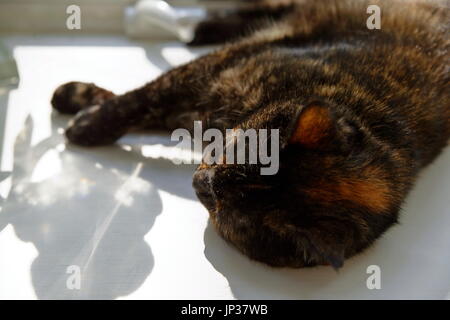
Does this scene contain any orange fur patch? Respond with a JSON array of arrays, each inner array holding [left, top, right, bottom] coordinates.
[[289, 104, 332, 148], [198, 163, 210, 170], [305, 177, 391, 213]]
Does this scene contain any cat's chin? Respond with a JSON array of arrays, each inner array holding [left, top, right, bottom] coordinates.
[[204, 208, 346, 270], [210, 222, 331, 269]]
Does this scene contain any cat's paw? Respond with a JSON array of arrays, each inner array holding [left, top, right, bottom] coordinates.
[[65, 104, 124, 146], [51, 82, 114, 115]]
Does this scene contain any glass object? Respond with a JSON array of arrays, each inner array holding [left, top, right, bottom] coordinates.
[[0, 40, 19, 91]]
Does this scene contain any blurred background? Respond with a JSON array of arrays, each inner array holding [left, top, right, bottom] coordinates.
[[0, 0, 246, 39]]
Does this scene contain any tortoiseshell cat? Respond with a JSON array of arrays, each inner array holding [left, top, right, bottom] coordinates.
[[51, 0, 449, 269]]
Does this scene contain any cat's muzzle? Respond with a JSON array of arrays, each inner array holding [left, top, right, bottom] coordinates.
[[193, 167, 217, 212]]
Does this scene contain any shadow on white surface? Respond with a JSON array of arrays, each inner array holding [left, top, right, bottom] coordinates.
[[0, 114, 197, 299], [0, 36, 214, 299]]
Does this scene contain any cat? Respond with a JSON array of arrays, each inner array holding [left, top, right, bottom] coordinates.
[[51, 0, 449, 269]]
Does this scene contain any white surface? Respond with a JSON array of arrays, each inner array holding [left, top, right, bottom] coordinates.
[[0, 35, 449, 300]]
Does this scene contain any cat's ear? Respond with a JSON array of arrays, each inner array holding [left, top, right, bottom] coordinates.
[[288, 102, 335, 149]]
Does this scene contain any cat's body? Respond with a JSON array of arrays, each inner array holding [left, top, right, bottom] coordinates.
[[52, 0, 449, 268]]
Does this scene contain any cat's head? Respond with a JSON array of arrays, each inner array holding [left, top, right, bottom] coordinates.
[[193, 100, 401, 269]]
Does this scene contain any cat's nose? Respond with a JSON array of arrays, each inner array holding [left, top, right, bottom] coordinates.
[[193, 167, 215, 194], [193, 167, 217, 210]]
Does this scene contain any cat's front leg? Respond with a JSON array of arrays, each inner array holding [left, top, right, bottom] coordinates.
[[64, 90, 150, 146], [56, 39, 281, 146]]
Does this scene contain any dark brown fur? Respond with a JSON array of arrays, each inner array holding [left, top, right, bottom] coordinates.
[[51, 0, 450, 269]]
